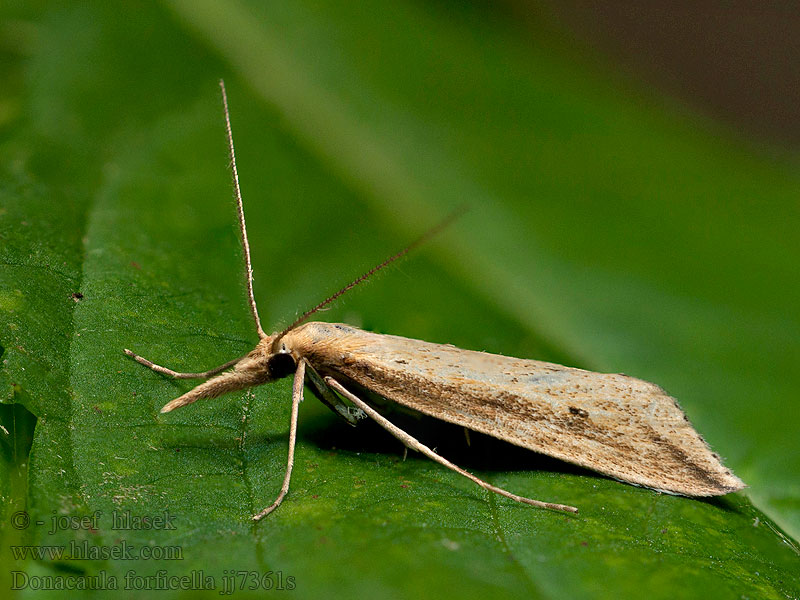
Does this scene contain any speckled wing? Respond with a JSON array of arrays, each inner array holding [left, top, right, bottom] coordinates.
[[283, 322, 745, 496]]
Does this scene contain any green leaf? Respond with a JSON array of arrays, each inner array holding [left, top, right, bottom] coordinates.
[[1, 0, 798, 598]]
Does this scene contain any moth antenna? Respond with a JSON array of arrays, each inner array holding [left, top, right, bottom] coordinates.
[[219, 79, 267, 340], [276, 205, 467, 341]]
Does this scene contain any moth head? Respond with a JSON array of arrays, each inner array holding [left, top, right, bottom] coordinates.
[[159, 333, 296, 413]]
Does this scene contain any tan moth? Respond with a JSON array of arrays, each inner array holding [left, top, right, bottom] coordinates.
[[125, 81, 745, 521]]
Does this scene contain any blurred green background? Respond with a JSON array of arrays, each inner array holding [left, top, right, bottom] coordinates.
[[1, 1, 798, 599]]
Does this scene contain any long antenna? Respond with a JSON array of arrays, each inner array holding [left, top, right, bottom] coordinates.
[[220, 79, 267, 339], [276, 205, 466, 342]]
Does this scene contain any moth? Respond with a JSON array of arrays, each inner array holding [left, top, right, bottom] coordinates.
[[125, 81, 745, 521]]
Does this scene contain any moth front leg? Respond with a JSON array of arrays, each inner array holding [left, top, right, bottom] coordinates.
[[252, 358, 307, 521], [124, 349, 245, 380], [324, 377, 578, 514]]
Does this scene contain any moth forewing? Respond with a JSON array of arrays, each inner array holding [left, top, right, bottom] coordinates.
[[281, 322, 745, 497]]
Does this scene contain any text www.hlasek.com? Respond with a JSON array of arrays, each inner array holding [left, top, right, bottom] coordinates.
[[10, 540, 182, 561]]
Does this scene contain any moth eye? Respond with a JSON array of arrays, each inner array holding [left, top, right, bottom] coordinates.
[[268, 352, 296, 379]]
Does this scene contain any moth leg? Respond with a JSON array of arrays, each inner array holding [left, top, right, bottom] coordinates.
[[324, 377, 578, 514], [252, 358, 306, 521], [304, 362, 366, 427], [123, 349, 245, 379]]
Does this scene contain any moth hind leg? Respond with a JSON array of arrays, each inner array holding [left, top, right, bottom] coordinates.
[[123, 348, 244, 380], [323, 377, 578, 514]]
